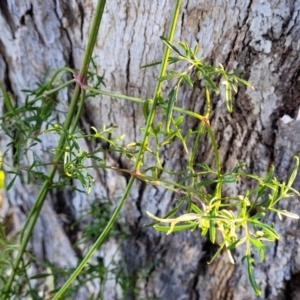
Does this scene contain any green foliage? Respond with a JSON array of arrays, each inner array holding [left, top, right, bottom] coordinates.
[[0, 200, 154, 300], [0, 0, 299, 298]]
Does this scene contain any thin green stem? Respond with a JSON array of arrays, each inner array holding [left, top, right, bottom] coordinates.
[[47, 67, 74, 87], [134, 0, 182, 171], [205, 122, 222, 243], [206, 125, 221, 176], [205, 85, 211, 117], [52, 176, 135, 300], [2, 170, 53, 298], [85, 85, 146, 103], [42, 80, 75, 100], [188, 122, 205, 187], [52, 0, 182, 297], [188, 85, 212, 188], [79, 2, 106, 77], [71, 89, 86, 133], [2, 0, 107, 297], [85, 86, 205, 121]]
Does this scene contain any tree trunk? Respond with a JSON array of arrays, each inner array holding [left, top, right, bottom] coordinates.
[[1, 0, 300, 299]]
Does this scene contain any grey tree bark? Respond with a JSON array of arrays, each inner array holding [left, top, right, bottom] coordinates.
[[0, 0, 300, 299]]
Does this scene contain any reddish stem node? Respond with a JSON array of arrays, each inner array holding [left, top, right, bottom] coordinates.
[[73, 72, 88, 89]]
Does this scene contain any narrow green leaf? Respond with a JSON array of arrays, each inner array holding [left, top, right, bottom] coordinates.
[[29, 142, 38, 148], [197, 179, 217, 187], [221, 176, 236, 183], [193, 44, 199, 56], [225, 83, 232, 113], [156, 94, 165, 105], [246, 255, 261, 296], [249, 237, 265, 249], [226, 249, 235, 264], [273, 209, 299, 219], [250, 219, 280, 240], [21, 89, 34, 93], [196, 70, 202, 80], [232, 162, 246, 173], [165, 88, 177, 133], [209, 211, 216, 244], [191, 202, 203, 214], [259, 247, 265, 263], [158, 72, 182, 82], [174, 115, 184, 126], [237, 195, 251, 206], [256, 166, 275, 199], [145, 206, 180, 227], [235, 76, 254, 89], [182, 74, 193, 87], [232, 82, 238, 93], [202, 215, 230, 222], [0, 124, 13, 138], [142, 99, 151, 120], [197, 163, 213, 172], [203, 74, 219, 93], [168, 57, 181, 64], [154, 122, 162, 134], [30, 273, 52, 279], [6, 174, 17, 191], [232, 69, 244, 76], [160, 131, 177, 146], [219, 209, 235, 219], [227, 237, 246, 250], [201, 227, 208, 236], [32, 151, 42, 164], [207, 242, 225, 264], [153, 222, 198, 233], [287, 156, 299, 189], [140, 61, 162, 69], [178, 41, 189, 52], [265, 166, 275, 182], [160, 36, 182, 55], [0, 82, 15, 113]]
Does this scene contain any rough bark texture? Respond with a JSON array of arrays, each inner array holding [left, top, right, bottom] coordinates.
[[0, 0, 300, 299]]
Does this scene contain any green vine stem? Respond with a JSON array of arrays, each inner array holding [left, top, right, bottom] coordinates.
[[188, 85, 212, 194], [134, 0, 182, 172], [71, 88, 86, 133], [52, 0, 182, 298], [85, 85, 205, 121], [1, 0, 107, 298]]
